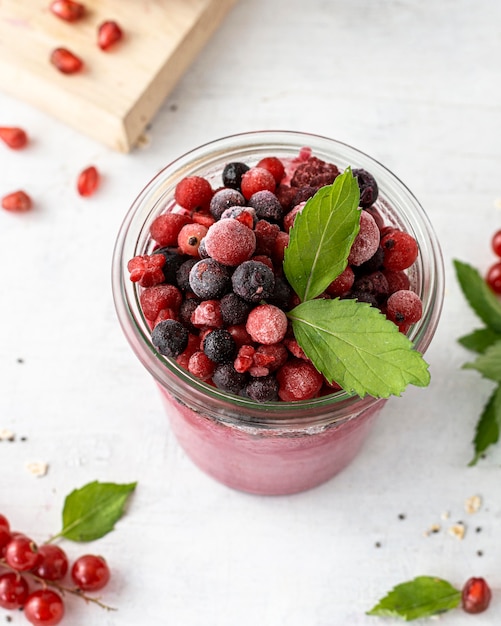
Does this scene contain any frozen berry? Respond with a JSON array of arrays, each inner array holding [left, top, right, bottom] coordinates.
[[204, 218, 256, 266], [175, 176, 213, 211], [248, 190, 284, 221], [348, 210, 380, 266], [245, 375, 279, 402], [150, 213, 192, 247], [240, 167, 276, 200], [246, 304, 288, 344], [256, 156, 285, 184], [212, 363, 247, 394], [355, 245, 384, 274], [191, 300, 223, 329], [352, 271, 389, 301], [383, 269, 410, 294], [352, 168, 379, 207], [127, 254, 165, 287], [254, 219, 281, 256], [276, 359, 324, 401], [381, 230, 419, 271], [189, 258, 231, 299], [188, 350, 215, 380], [290, 156, 339, 188], [283, 202, 306, 232], [222, 162, 249, 190], [178, 298, 200, 331], [154, 247, 188, 284], [203, 329, 236, 363], [461, 577, 491, 614], [140, 284, 182, 321], [253, 343, 288, 371], [386, 290, 423, 327], [268, 276, 293, 310], [175, 258, 198, 292], [232, 260, 275, 302], [220, 206, 256, 229], [326, 266, 355, 297], [151, 319, 189, 357], [209, 188, 246, 220], [220, 292, 252, 326], [177, 222, 208, 256]]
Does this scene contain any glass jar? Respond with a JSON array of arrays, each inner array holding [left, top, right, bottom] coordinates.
[[112, 131, 444, 495]]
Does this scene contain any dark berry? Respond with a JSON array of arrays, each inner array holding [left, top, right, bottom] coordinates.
[[209, 188, 246, 220], [203, 329, 236, 363], [222, 162, 250, 190], [151, 319, 189, 357], [248, 190, 284, 222], [231, 260, 275, 302], [461, 577, 492, 614], [154, 247, 189, 284], [176, 258, 198, 291], [352, 168, 379, 207], [293, 185, 318, 205], [290, 156, 339, 188], [245, 375, 279, 402], [212, 363, 247, 394], [179, 298, 201, 331], [189, 258, 232, 299], [352, 271, 389, 301], [354, 245, 384, 275], [254, 219, 281, 256], [220, 292, 252, 326], [268, 276, 293, 310], [349, 290, 379, 306]]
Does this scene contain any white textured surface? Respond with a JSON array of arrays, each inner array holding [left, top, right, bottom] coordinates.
[[1, 0, 501, 624]]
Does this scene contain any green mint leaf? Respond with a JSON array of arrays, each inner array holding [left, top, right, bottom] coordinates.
[[367, 576, 461, 621], [458, 327, 501, 353], [463, 339, 501, 381], [454, 259, 501, 333], [287, 298, 430, 398], [469, 384, 501, 466], [55, 480, 137, 542], [283, 169, 360, 302]]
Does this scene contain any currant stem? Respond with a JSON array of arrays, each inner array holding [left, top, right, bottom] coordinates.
[[0, 558, 116, 611]]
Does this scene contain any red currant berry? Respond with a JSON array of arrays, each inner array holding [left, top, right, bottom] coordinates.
[[0, 572, 29, 610], [276, 358, 324, 401], [33, 544, 69, 581], [98, 20, 123, 50], [240, 167, 276, 200], [486, 261, 501, 294], [77, 165, 100, 197], [24, 589, 65, 626], [177, 222, 208, 256], [256, 156, 285, 184], [71, 554, 110, 591], [386, 290, 423, 327], [0, 127, 28, 149], [5, 536, 40, 572], [461, 577, 492, 614], [1, 190, 33, 213], [49, 0, 85, 22], [492, 229, 501, 257], [50, 48, 83, 74], [381, 230, 419, 271], [0, 526, 12, 557]]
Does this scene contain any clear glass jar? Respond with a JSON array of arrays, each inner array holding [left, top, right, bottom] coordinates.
[[112, 131, 445, 495]]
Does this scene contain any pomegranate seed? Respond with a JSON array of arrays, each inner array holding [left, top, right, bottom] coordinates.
[[49, 0, 85, 21], [50, 48, 84, 74], [0, 127, 28, 149], [461, 577, 492, 614], [2, 191, 33, 213], [77, 166, 100, 197], [97, 20, 123, 50]]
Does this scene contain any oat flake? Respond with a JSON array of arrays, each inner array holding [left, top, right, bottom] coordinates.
[[0, 428, 15, 441], [25, 461, 49, 477], [465, 495, 482, 514], [448, 523, 466, 540]]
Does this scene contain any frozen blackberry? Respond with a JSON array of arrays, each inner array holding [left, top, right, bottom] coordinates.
[[352, 168, 379, 208], [151, 319, 189, 357], [220, 292, 252, 326], [231, 260, 275, 303], [153, 247, 188, 285], [245, 375, 279, 402], [189, 258, 232, 299], [293, 185, 318, 205], [222, 162, 250, 190], [212, 363, 247, 394], [268, 276, 293, 310], [203, 329, 237, 363], [290, 156, 339, 188], [209, 188, 246, 220], [176, 258, 198, 291], [248, 190, 284, 222]]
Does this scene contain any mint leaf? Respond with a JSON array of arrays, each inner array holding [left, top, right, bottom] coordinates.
[[283, 169, 360, 301], [458, 327, 501, 353], [463, 339, 501, 381], [469, 384, 501, 466], [454, 260, 501, 333], [52, 480, 137, 542], [367, 576, 461, 621], [287, 298, 430, 398]]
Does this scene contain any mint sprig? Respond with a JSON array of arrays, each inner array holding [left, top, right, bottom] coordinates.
[[283, 169, 430, 399], [367, 576, 461, 621], [454, 259, 501, 463]]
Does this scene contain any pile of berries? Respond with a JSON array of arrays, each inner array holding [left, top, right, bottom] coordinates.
[[0, 514, 111, 625], [127, 148, 423, 402]]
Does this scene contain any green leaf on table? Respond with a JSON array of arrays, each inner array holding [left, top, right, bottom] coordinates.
[[367, 576, 461, 621], [287, 298, 430, 398], [458, 327, 501, 353], [283, 169, 360, 302], [463, 339, 501, 381], [54, 480, 137, 542], [469, 383, 501, 466], [454, 259, 501, 333]]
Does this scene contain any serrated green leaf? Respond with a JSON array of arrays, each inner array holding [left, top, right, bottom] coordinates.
[[463, 339, 501, 381], [458, 327, 501, 353], [367, 576, 461, 621], [55, 481, 137, 542], [287, 299, 430, 398], [283, 169, 360, 302], [454, 260, 501, 333], [469, 384, 501, 466]]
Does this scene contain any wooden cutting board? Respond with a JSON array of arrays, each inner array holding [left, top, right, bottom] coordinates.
[[0, 0, 237, 152]]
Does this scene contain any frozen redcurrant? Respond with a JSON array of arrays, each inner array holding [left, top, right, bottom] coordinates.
[[461, 577, 492, 614], [50, 48, 83, 74], [24, 589, 65, 626], [71, 554, 110, 591], [0, 126, 28, 149], [97, 20, 123, 50], [77, 165, 100, 196], [49, 0, 85, 21]]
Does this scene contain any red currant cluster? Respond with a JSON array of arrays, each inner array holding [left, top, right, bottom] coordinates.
[[486, 229, 501, 294], [0, 514, 111, 625]]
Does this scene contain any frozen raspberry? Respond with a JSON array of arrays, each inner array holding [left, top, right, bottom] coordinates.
[[174, 176, 213, 211], [254, 219, 281, 256], [273, 231, 289, 264], [220, 206, 256, 229], [191, 211, 215, 229], [140, 284, 182, 321], [290, 156, 339, 188], [209, 188, 246, 220], [203, 329, 236, 363], [246, 304, 288, 344], [352, 168, 379, 208], [234, 345, 256, 373], [276, 359, 324, 401], [191, 300, 223, 329], [176, 258, 198, 291], [222, 162, 249, 190], [150, 213, 192, 247], [326, 266, 355, 297], [256, 156, 285, 184], [232, 260, 275, 303], [220, 292, 252, 326], [127, 254, 166, 287], [283, 338, 308, 360], [381, 230, 419, 271], [240, 167, 276, 200], [348, 210, 380, 266], [204, 218, 256, 266], [245, 375, 279, 402], [386, 290, 423, 327], [151, 319, 189, 357], [189, 259, 231, 299], [253, 343, 288, 371], [212, 363, 247, 394], [283, 202, 306, 232], [177, 223, 208, 256], [248, 190, 284, 222], [188, 351, 215, 381], [175, 333, 200, 369]]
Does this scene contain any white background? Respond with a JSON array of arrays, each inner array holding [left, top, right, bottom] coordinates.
[[1, 1, 501, 624]]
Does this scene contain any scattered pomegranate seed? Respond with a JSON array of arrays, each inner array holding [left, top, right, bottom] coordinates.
[[77, 166, 100, 197], [50, 48, 84, 74], [0, 127, 28, 150], [97, 20, 123, 50], [49, 0, 85, 21], [2, 191, 33, 213], [461, 577, 492, 614]]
